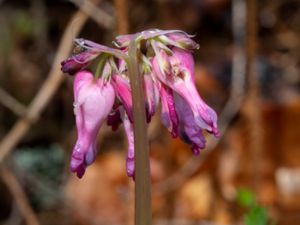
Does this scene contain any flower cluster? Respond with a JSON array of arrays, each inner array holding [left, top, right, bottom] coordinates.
[[61, 29, 219, 179]]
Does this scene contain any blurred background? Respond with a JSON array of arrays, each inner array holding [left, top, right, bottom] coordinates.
[[0, 0, 299, 224]]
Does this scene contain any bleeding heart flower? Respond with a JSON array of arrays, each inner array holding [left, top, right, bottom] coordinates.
[[122, 111, 135, 179], [174, 93, 206, 155], [111, 74, 134, 123], [61, 49, 99, 75], [159, 83, 179, 138], [71, 71, 115, 178], [144, 74, 160, 122], [152, 47, 219, 137], [61, 29, 220, 179]]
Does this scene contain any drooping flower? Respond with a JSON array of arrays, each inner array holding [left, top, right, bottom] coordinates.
[[61, 38, 127, 75], [61, 29, 219, 179], [152, 47, 219, 137], [61, 49, 99, 75], [174, 93, 206, 155], [71, 71, 115, 178], [143, 74, 160, 123], [107, 106, 122, 131], [159, 83, 179, 138], [111, 74, 134, 123], [122, 111, 135, 179]]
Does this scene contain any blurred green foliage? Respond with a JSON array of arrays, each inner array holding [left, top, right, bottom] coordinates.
[[244, 206, 268, 225], [13, 10, 36, 38], [13, 144, 65, 209], [236, 188, 275, 225], [0, 9, 47, 55], [236, 188, 256, 208], [0, 20, 12, 56]]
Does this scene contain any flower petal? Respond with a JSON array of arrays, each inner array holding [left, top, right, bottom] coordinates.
[[71, 71, 115, 178], [175, 93, 206, 154], [111, 74, 134, 123], [144, 74, 160, 122], [152, 48, 219, 136], [75, 38, 127, 60], [159, 83, 179, 138], [122, 112, 135, 179], [107, 107, 122, 131], [61, 50, 99, 75]]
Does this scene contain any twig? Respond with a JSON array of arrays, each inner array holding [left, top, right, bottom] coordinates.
[[1, 166, 40, 225], [69, 0, 115, 29], [113, 0, 129, 34], [4, 201, 22, 225], [0, 87, 27, 117], [0, 0, 102, 163], [245, 0, 263, 191], [153, 0, 247, 195]]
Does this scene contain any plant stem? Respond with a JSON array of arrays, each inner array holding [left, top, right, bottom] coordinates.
[[127, 38, 152, 225]]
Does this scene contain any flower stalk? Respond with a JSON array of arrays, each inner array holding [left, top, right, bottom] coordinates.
[[127, 37, 152, 225]]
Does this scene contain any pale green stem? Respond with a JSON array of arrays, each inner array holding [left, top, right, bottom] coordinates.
[[127, 37, 152, 225], [95, 54, 109, 79]]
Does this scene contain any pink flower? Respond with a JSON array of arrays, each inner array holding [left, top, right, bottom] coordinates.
[[71, 71, 115, 178], [152, 47, 219, 137], [174, 93, 206, 155], [61, 49, 99, 75], [61, 29, 220, 179], [111, 74, 134, 123], [122, 112, 135, 179], [144, 74, 160, 122], [111, 73, 160, 124], [159, 83, 179, 138], [107, 107, 122, 131]]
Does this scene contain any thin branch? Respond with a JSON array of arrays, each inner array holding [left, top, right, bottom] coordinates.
[[1, 166, 40, 225], [245, 0, 263, 191], [3, 201, 22, 225], [113, 0, 129, 34], [0, 87, 27, 117], [0, 0, 102, 163], [69, 0, 115, 29], [153, 0, 247, 195]]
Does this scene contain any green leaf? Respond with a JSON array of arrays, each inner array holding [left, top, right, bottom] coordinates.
[[244, 206, 268, 225], [236, 188, 256, 207]]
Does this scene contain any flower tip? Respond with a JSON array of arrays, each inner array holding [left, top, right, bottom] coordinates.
[[60, 60, 73, 74], [76, 166, 86, 178], [171, 130, 178, 138], [131, 174, 135, 181], [213, 127, 220, 138], [126, 157, 135, 178], [192, 145, 201, 156], [61, 58, 86, 75], [70, 163, 86, 178]]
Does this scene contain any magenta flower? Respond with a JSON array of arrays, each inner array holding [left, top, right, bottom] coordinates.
[[61, 38, 126, 75], [159, 83, 179, 138], [111, 74, 134, 123], [143, 74, 160, 122], [61, 49, 99, 75], [61, 29, 219, 179], [174, 93, 206, 155], [107, 107, 122, 131], [152, 47, 219, 137], [71, 71, 115, 178], [122, 111, 135, 179]]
